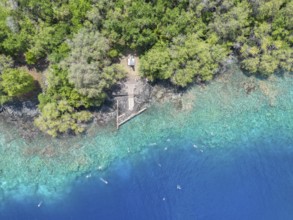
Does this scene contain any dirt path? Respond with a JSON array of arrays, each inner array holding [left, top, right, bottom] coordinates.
[[120, 55, 140, 111], [121, 54, 140, 79]]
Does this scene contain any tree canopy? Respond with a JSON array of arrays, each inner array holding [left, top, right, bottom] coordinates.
[[34, 100, 92, 137], [140, 34, 228, 86], [62, 28, 126, 101], [0, 68, 35, 97]]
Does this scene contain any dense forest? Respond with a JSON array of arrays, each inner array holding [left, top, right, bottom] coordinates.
[[0, 0, 292, 136]]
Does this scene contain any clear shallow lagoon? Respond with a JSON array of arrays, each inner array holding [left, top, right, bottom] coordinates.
[[1, 65, 293, 219]]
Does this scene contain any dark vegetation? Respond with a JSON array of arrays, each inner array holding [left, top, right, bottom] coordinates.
[[0, 0, 292, 136]]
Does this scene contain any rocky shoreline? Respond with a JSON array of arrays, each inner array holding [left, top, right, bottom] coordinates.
[[0, 78, 183, 140], [0, 100, 40, 140], [84, 77, 183, 132], [0, 58, 238, 140]]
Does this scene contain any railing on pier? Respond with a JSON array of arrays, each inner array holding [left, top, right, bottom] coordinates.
[[116, 100, 147, 129]]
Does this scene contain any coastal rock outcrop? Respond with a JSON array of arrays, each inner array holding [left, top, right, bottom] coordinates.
[[0, 77, 183, 138], [0, 100, 40, 140]]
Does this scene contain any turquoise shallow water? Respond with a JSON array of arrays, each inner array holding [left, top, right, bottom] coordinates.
[[0, 64, 293, 210], [1, 137, 293, 220]]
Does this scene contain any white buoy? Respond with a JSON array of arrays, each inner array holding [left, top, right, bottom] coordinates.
[[162, 197, 166, 201], [177, 185, 182, 190]]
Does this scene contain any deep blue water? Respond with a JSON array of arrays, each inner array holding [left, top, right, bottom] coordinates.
[[1, 137, 293, 220]]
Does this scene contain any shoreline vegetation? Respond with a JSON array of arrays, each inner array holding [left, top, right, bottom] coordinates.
[[0, 0, 292, 137]]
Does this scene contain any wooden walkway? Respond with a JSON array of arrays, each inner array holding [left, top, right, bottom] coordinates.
[[116, 54, 147, 129], [116, 100, 147, 129], [127, 81, 135, 111]]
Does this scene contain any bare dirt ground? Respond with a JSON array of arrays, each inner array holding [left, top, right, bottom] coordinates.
[[119, 55, 141, 111], [21, 66, 44, 88], [120, 54, 140, 80]]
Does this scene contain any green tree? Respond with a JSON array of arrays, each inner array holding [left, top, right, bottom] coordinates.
[[0, 68, 35, 97], [139, 44, 172, 81], [0, 54, 13, 74], [239, 19, 292, 75], [35, 100, 92, 137], [140, 34, 228, 87], [62, 28, 126, 101], [209, 0, 251, 42], [25, 23, 70, 64], [68, 0, 92, 30], [38, 65, 93, 110], [272, 1, 293, 45], [103, 0, 200, 51]]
